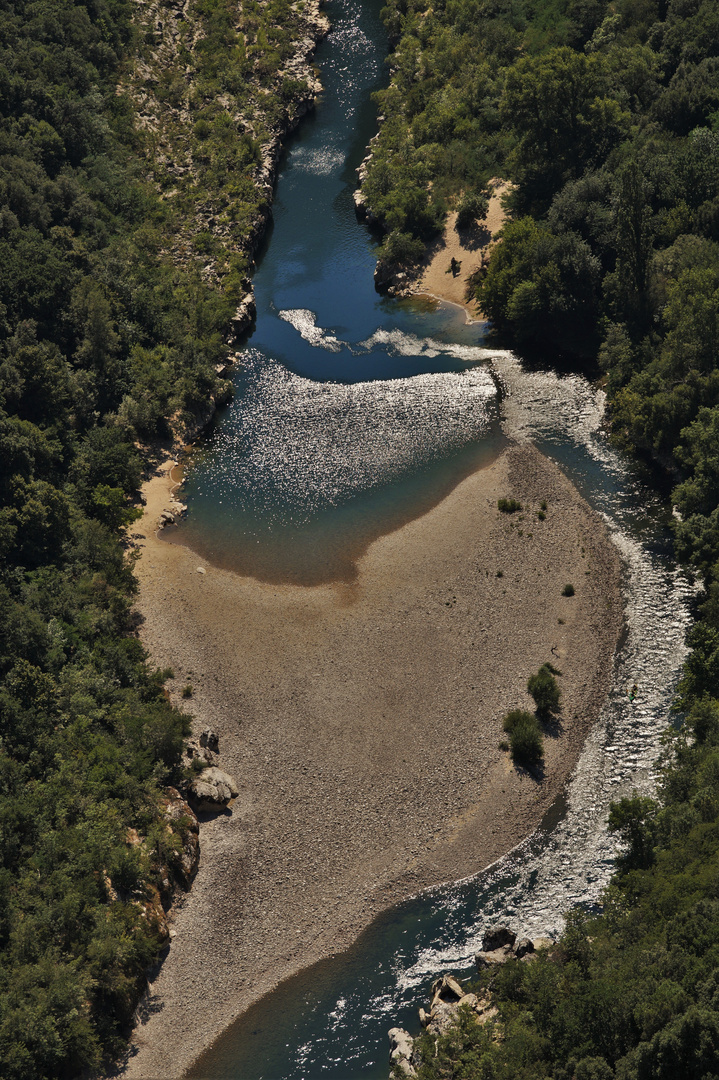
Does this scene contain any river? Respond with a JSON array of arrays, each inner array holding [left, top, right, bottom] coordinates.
[[178, 0, 695, 1076]]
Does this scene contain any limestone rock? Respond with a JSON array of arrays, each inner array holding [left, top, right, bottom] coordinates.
[[200, 728, 220, 752], [483, 924, 516, 952], [230, 290, 257, 339], [515, 937, 535, 959], [474, 945, 514, 969], [187, 766, 239, 813], [388, 1027, 417, 1078], [162, 787, 200, 887], [184, 734, 217, 768]]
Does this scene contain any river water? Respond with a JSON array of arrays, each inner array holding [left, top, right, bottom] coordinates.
[[180, 1, 696, 1076]]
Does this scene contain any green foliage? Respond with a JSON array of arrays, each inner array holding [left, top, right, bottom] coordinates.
[[0, 0, 271, 1075], [562, 583, 575, 596], [478, 216, 602, 354], [503, 709, 544, 766], [456, 189, 490, 231], [498, 497, 522, 513], [527, 664, 561, 717]]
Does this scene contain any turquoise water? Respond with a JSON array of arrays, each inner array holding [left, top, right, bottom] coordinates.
[[176, 1, 696, 1077]]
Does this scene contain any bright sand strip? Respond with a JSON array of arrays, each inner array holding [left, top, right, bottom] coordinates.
[[118, 441, 622, 1079], [414, 180, 510, 320]]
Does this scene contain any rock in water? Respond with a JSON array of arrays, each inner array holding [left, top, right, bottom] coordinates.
[[482, 924, 516, 952]]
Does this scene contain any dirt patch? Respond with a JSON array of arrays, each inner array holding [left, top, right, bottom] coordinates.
[[414, 180, 511, 321]]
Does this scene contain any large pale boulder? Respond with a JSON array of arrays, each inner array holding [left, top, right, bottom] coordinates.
[[187, 767, 239, 813], [388, 1027, 417, 1078]]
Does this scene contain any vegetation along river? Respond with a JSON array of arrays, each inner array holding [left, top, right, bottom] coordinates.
[[158, 0, 694, 1076]]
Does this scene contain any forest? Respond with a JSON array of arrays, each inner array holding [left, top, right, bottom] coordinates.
[[0, 0, 312, 1076], [365, 0, 719, 1076]]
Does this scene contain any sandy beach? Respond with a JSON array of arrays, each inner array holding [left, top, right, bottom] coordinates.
[[117, 437, 622, 1079], [413, 180, 510, 321]]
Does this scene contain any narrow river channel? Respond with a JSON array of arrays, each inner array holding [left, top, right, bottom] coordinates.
[[178, 1, 696, 1076]]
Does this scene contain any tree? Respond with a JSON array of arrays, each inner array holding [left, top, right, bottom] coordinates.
[[503, 709, 544, 766], [608, 794, 657, 869], [527, 664, 561, 717]]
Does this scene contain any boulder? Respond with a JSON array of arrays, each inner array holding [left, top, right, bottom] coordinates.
[[200, 728, 220, 753], [483, 925, 516, 952], [388, 1027, 417, 1078], [515, 937, 535, 959], [474, 945, 514, 969], [187, 767, 239, 813]]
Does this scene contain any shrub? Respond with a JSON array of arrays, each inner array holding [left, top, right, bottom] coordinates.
[[562, 583, 575, 596], [181, 684, 193, 698], [456, 189, 490, 231], [503, 709, 544, 765], [498, 498, 522, 513], [528, 665, 561, 717]]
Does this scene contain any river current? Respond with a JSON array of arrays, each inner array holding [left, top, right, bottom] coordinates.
[[179, 1, 695, 1076]]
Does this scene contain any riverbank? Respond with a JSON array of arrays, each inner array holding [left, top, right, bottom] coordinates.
[[412, 181, 510, 321], [117, 439, 621, 1079]]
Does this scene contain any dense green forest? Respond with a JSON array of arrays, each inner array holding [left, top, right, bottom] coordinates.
[[0, 0, 317, 1075], [371, 0, 719, 1076]]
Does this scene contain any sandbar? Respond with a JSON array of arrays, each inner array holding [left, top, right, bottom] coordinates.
[[413, 180, 510, 321], [118, 440, 622, 1078]]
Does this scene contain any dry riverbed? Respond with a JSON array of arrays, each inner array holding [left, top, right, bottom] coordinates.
[[117, 441, 622, 1079]]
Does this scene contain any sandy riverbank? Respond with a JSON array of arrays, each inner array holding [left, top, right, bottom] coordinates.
[[117, 440, 621, 1079], [413, 180, 510, 321]]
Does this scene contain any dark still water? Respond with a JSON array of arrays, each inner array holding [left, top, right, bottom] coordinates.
[[177, 1, 695, 1078]]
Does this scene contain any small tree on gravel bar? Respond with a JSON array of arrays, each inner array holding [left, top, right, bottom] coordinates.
[[503, 709, 544, 766], [528, 664, 561, 718]]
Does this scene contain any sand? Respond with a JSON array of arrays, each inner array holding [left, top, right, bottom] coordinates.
[[114, 437, 622, 1080], [413, 180, 511, 321]]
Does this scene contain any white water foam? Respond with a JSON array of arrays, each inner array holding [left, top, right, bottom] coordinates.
[[279, 308, 344, 352], [386, 350, 697, 991]]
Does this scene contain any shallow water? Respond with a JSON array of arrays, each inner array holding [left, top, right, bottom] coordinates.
[[177, 1, 695, 1076]]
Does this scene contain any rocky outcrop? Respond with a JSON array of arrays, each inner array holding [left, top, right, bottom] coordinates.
[[187, 767, 239, 812], [420, 973, 497, 1036], [474, 924, 551, 969], [230, 291, 257, 341], [182, 729, 239, 813], [122, 0, 331, 350], [183, 726, 220, 768], [388, 928, 555, 1077], [162, 787, 201, 890], [389, 1027, 418, 1077]]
